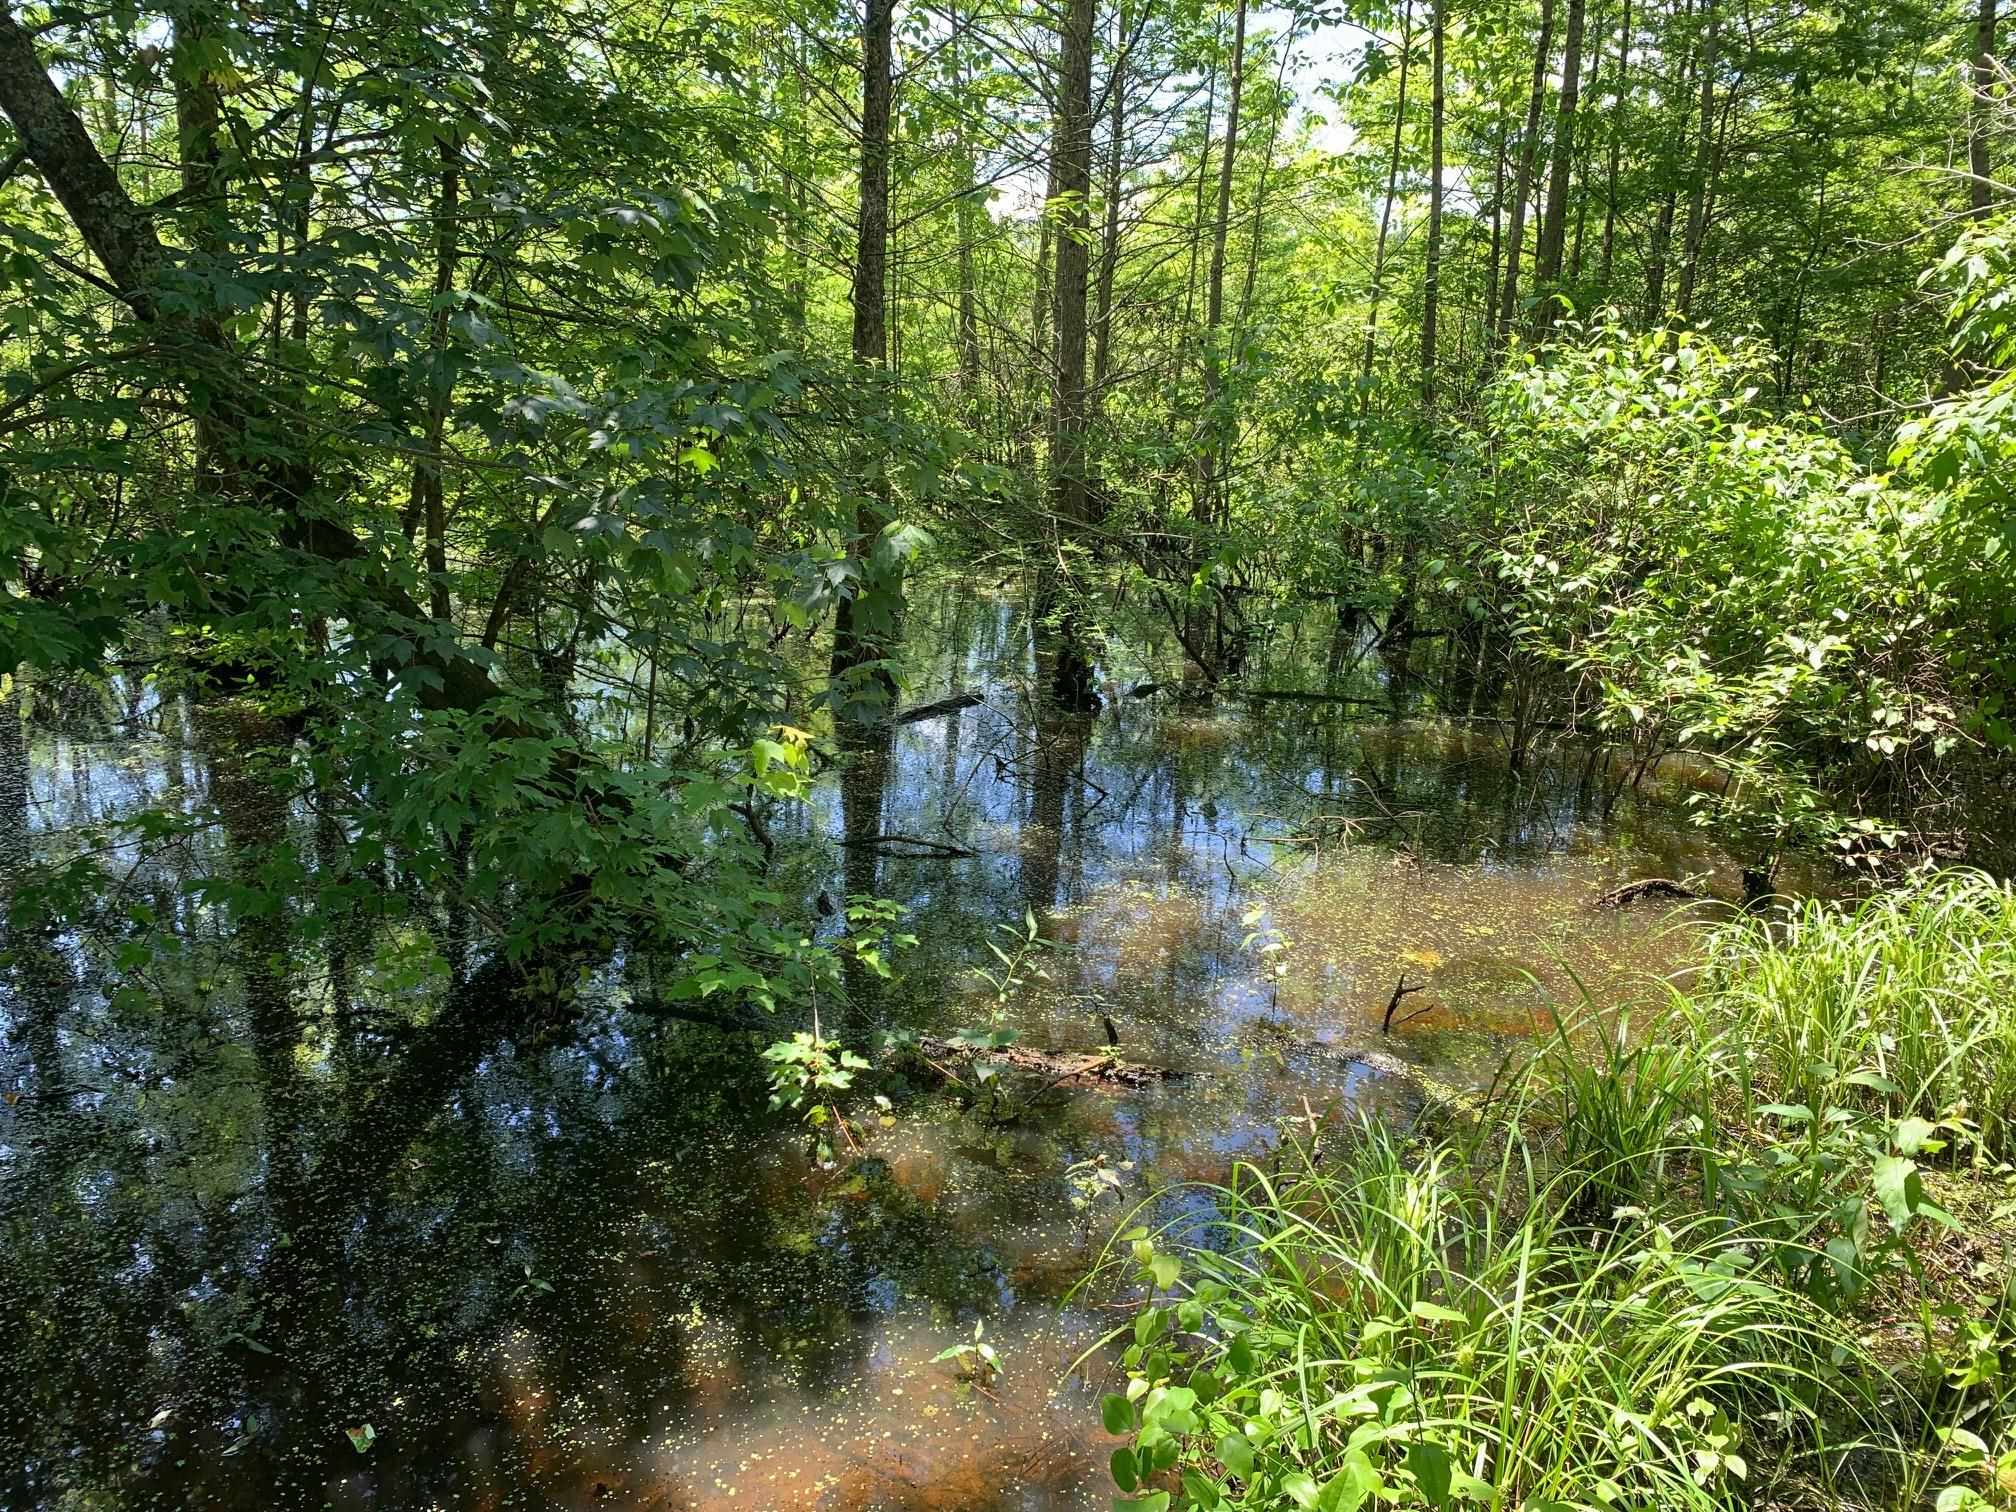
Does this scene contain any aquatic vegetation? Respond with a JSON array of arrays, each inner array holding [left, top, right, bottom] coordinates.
[[1083, 874, 2016, 1512], [931, 1319, 1004, 1389], [1088, 1131, 1893, 1511], [762, 1027, 876, 1166], [1697, 871, 2016, 1160]]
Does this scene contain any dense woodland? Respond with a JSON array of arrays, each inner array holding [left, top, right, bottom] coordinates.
[[6, 0, 2016, 1504]]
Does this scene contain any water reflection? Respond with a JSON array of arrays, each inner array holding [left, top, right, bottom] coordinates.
[[3, 586, 1742, 1509]]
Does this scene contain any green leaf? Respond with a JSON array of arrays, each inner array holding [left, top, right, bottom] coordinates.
[[1872, 1154, 1921, 1228], [1150, 1253, 1181, 1291], [1102, 1394, 1135, 1436], [1406, 1441, 1453, 1509], [1217, 1432, 1254, 1481], [1110, 1446, 1139, 1492]]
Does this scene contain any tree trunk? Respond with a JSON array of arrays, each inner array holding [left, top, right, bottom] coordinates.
[[1045, 0, 1098, 711], [1642, 3, 1695, 319], [1970, 0, 1997, 220], [1496, 0, 1557, 342], [409, 135, 459, 622], [1598, 0, 1632, 285], [1360, 0, 1416, 385], [1199, 0, 1249, 526], [955, 44, 983, 397], [1533, 0, 1587, 326], [830, 0, 900, 709], [1484, 104, 1508, 342], [1091, 0, 1129, 415], [1422, 0, 1444, 411], [1567, 0, 1604, 281], [1675, 0, 1720, 319]]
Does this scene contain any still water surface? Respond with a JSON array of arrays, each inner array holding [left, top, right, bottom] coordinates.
[[1, 588, 1743, 1509]]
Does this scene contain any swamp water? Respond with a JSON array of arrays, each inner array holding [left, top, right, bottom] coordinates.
[[2, 588, 1753, 1510]]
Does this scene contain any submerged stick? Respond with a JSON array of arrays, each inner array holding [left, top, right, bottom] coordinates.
[[915, 1034, 1185, 1088], [1381, 973, 1433, 1033]]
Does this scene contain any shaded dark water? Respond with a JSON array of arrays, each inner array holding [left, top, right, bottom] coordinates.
[[1, 587, 1747, 1510]]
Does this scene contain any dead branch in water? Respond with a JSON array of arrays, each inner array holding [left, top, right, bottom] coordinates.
[[915, 1035, 1185, 1088], [1595, 877, 1702, 909], [1382, 974, 1434, 1033]]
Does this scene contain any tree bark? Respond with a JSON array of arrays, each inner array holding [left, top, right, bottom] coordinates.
[[1675, 0, 1720, 319], [1598, 0, 1632, 286], [1970, 0, 1998, 220], [1496, 0, 1557, 342], [1361, 0, 1415, 386], [1199, 0, 1249, 528], [955, 42, 983, 397], [1533, 0, 1587, 326], [1422, 0, 1444, 410], [1044, 0, 1098, 710], [1091, 0, 1130, 417], [830, 0, 900, 708], [409, 135, 460, 623]]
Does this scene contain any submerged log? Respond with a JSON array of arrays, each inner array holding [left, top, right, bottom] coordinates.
[[1595, 877, 1703, 909], [836, 832, 978, 858], [916, 1034, 1184, 1088], [894, 690, 985, 724]]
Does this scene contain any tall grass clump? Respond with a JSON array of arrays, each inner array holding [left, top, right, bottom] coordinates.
[[1703, 870, 2016, 1158], [1083, 1126, 1902, 1512]]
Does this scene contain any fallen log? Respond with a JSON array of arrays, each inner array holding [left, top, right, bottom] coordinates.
[[1596, 877, 1702, 909], [895, 690, 985, 725], [916, 1034, 1185, 1088], [836, 832, 978, 858]]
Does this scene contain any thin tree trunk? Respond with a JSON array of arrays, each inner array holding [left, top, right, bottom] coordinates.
[[1643, 1, 1695, 319], [1533, 0, 1587, 326], [1496, 0, 1557, 342], [1598, 0, 1631, 285], [1970, 0, 1997, 219], [1238, 14, 1303, 323], [1568, 0, 1604, 281], [1091, 0, 1129, 411], [1203, 0, 1248, 353], [1422, 0, 1444, 411], [831, 0, 899, 705], [1361, 0, 1416, 385], [1675, 0, 1719, 319], [1045, 0, 1098, 710], [1484, 104, 1508, 342], [409, 135, 459, 621], [1172, 40, 1219, 397], [1192, 0, 1247, 672]]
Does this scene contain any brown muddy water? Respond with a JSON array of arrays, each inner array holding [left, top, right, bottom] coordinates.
[[1, 587, 1758, 1510]]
